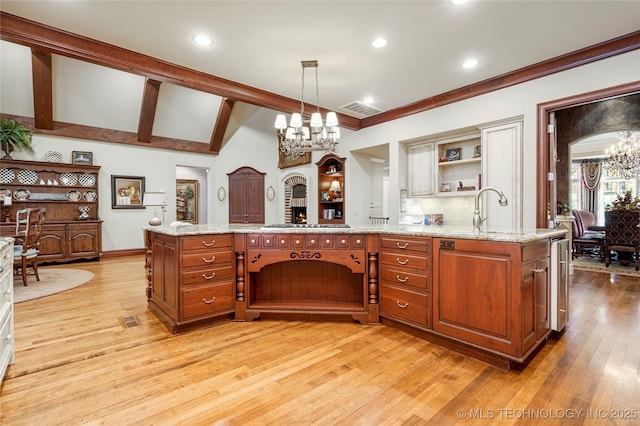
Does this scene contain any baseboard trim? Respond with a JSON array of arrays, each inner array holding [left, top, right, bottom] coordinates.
[[102, 248, 146, 258]]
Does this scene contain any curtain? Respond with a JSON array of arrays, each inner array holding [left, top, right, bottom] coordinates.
[[581, 161, 601, 214]]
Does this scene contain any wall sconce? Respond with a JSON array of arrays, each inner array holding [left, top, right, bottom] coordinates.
[[142, 191, 167, 226]]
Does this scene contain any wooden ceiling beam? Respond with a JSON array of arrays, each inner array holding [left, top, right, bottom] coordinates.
[[0, 113, 216, 155], [30, 49, 54, 130], [210, 98, 235, 154], [0, 12, 361, 131], [138, 79, 161, 143]]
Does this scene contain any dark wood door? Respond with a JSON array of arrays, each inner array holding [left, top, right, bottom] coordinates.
[[228, 167, 265, 224]]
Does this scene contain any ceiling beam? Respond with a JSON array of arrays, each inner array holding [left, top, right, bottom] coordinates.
[[1, 113, 217, 155], [138, 79, 161, 143], [30, 49, 54, 130], [210, 98, 235, 154], [0, 12, 361, 131]]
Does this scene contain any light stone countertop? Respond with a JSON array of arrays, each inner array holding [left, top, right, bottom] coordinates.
[[143, 224, 567, 244]]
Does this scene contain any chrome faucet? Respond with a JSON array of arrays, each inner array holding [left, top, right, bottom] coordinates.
[[473, 186, 509, 232]]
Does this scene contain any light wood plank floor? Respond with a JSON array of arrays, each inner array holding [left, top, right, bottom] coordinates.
[[1, 256, 639, 425]]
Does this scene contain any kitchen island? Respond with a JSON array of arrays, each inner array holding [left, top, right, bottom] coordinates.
[[144, 224, 566, 368]]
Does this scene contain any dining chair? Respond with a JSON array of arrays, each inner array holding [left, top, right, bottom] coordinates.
[[604, 209, 640, 271], [13, 207, 45, 285]]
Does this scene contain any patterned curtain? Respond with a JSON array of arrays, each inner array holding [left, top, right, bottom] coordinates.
[[581, 161, 602, 214]]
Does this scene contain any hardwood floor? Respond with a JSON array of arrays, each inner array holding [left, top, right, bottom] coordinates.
[[1, 256, 639, 425]]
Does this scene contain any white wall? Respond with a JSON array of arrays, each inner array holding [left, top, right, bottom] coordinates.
[[2, 39, 639, 250], [341, 50, 640, 227]]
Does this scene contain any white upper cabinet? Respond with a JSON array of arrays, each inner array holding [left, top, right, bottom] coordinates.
[[481, 120, 523, 231], [408, 142, 435, 197]]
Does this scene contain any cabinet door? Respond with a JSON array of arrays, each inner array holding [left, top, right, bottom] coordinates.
[[521, 257, 550, 352], [481, 121, 522, 230], [39, 224, 67, 260], [408, 143, 435, 197], [67, 223, 101, 259], [228, 168, 265, 224]]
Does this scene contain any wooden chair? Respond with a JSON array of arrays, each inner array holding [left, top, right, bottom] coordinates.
[[604, 209, 640, 271], [13, 208, 45, 285]]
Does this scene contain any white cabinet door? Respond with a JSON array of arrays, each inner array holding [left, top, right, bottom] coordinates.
[[0, 239, 14, 384], [408, 142, 435, 197], [481, 121, 523, 231]]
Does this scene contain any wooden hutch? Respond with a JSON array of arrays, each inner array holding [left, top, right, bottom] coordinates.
[[0, 158, 102, 263]]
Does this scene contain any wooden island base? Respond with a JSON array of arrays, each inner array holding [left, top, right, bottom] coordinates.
[[145, 225, 566, 369]]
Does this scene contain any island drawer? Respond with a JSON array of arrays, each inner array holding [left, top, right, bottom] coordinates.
[[380, 252, 429, 271], [181, 265, 233, 285], [380, 268, 429, 290], [181, 234, 233, 252], [181, 251, 234, 269], [380, 235, 430, 254], [181, 282, 234, 320], [380, 284, 430, 328]]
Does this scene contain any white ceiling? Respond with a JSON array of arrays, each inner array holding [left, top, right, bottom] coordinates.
[[1, 0, 639, 119]]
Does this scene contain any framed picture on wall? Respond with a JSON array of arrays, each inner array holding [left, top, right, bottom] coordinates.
[[72, 151, 93, 165], [176, 179, 198, 224], [111, 175, 145, 209]]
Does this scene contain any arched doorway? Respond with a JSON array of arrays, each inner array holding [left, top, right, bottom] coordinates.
[[536, 82, 640, 227]]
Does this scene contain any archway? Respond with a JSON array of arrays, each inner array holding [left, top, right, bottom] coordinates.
[[536, 82, 640, 227]]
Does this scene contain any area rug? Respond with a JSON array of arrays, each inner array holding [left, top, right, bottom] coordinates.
[[13, 268, 95, 303], [572, 258, 640, 277]]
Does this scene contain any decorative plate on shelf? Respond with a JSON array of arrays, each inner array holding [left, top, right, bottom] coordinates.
[[0, 189, 11, 199], [67, 190, 82, 202], [14, 189, 30, 201], [43, 151, 63, 162], [0, 168, 15, 184], [83, 190, 97, 202], [60, 173, 78, 186], [18, 170, 38, 185], [78, 173, 96, 187]]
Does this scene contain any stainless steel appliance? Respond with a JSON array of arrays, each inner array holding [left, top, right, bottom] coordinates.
[[550, 238, 570, 331]]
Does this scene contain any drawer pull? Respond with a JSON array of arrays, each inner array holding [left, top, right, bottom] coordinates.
[[396, 258, 409, 265], [202, 296, 216, 304], [396, 242, 409, 249], [396, 275, 409, 283], [396, 301, 409, 309], [202, 240, 216, 247], [202, 256, 216, 263], [202, 272, 216, 280], [534, 268, 545, 273]]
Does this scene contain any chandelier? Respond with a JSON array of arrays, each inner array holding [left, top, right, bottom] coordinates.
[[275, 60, 340, 155], [603, 130, 640, 179]]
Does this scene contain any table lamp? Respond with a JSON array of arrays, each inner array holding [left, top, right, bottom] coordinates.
[[329, 180, 342, 200], [142, 192, 167, 226], [2, 195, 11, 222]]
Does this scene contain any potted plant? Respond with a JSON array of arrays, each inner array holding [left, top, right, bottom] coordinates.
[[1, 119, 34, 159]]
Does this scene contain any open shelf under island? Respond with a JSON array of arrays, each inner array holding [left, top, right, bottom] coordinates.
[[144, 224, 567, 369]]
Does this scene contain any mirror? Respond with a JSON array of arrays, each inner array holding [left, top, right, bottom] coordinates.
[[176, 179, 198, 223]]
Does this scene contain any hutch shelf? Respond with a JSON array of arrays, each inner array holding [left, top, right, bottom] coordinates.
[[0, 158, 102, 263]]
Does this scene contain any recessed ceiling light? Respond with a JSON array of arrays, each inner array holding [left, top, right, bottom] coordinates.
[[372, 37, 387, 48], [451, 0, 471, 5], [363, 97, 374, 105], [193, 34, 213, 46], [462, 58, 478, 69]]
